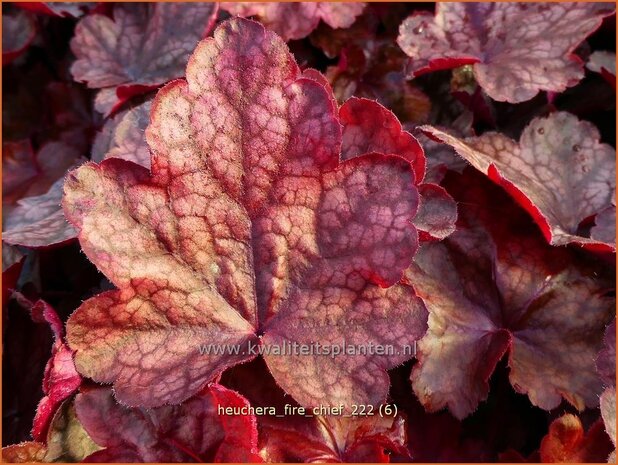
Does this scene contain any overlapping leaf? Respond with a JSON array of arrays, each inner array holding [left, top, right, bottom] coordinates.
[[91, 100, 152, 169], [422, 112, 616, 250], [3, 141, 80, 205], [601, 389, 617, 462], [70, 3, 218, 115], [3, 179, 78, 248], [63, 18, 427, 409], [221, 2, 366, 41], [397, 3, 615, 102], [407, 171, 614, 419], [25, 300, 81, 442], [74, 384, 260, 462]]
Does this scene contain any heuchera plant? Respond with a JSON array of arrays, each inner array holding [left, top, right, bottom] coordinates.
[[2, 2, 616, 463]]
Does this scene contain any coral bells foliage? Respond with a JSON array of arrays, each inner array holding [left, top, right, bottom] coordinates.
[[63, 18, 429, 410], [2, 3, 617, 463], [397, 2, 615, 102]]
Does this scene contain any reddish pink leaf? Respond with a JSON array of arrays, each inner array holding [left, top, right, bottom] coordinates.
[[21, 300, 82, 442], [340, 97, 457, 241], [221, 2, 366, 41], [63, 18, 426, 409], [70, 3, 218, 114], [539, 414, 613, 463], [260, 414, 408, 463], [2, 10, 36, 65], [74, 384, 260, 462], [407, 171, 614, 419], [3, 141, 80, 205], [421, 112, 616, 250], [3, 179, 78, 248], [92, 100, 152, 169], [397, 3, 615, 103], [601, 388, 616, 461]]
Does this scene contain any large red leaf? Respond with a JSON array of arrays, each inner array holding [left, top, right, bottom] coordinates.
[[406, 171, 614, 419], [221, 2, 366, 41], [421, 112, 616, 251], [70, 3, 218, 115], [2, 9, 36, 66], [91, 100, 152, 169], [63, 18, 427, 409], [74, 384, 260, 462], [397, 3, 615, 103]]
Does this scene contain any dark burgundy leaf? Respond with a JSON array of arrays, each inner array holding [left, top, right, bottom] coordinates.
[[407, 171, 614, 419], [75, 384, 260, 462]]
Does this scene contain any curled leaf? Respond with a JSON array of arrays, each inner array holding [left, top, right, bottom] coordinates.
[[421, 112, 616, 250], [15, 299, 82, 442], [397, 3, 615, 102]]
